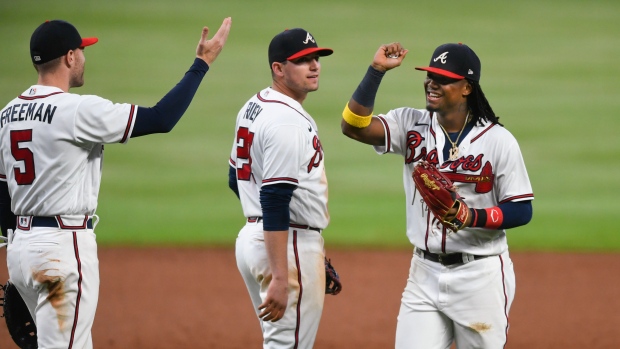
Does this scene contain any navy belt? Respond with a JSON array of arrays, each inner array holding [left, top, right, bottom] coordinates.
[[247, 217, 321, 233], [417, 248, 490, 266], [19, 216, 93, 230]]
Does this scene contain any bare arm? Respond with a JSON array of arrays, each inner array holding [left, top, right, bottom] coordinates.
[[341, 43, 408, 146], [258, 230, 289, 322]]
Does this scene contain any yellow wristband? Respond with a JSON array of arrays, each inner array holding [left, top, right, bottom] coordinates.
[[342, 103, 372, 128]]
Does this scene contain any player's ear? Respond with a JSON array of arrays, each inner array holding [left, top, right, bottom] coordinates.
[[271, 62, 285, 76], [462, 80, 473, 97], [63, 50, 75, 68]]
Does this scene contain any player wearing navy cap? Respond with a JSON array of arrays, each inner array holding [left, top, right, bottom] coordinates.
[[229, 28, 335, 349], [0, 18, 231, 348], [340, 42, 534, 348]]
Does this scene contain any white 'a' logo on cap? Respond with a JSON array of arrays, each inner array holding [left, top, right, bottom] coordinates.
[[433, 51, 449, 64], [303, 32, 315, 44]]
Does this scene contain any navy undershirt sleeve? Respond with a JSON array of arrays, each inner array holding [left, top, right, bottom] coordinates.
[[228, 165, 239, 199], [260, 183, 297, 231], [0, 181, 16, 237], [351, 65, 385, 107], [498, 200, 532, 229], [132, 58, 209, 137]]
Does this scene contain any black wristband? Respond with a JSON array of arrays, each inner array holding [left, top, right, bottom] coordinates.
[[351, 65, 385, 107], [469, 208, 487, 228]]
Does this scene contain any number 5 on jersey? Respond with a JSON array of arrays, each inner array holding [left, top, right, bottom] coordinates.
[[11, 129, 36, 185]]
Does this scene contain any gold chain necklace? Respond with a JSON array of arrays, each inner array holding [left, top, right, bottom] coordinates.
[[439, 111, 470, 161]]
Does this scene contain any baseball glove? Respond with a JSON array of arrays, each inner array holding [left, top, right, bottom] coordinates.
[[412, 161, 470, 232], [325, 257, 342, 295], [1, 280, 38, 349]]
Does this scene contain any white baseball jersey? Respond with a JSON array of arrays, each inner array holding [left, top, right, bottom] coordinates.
[[373, 107, 534, 255], [0, 85, 136, 216], [229, 87, 329, 229]]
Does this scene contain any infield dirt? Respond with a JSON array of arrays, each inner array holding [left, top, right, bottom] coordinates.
[[1, 248, 618, 348]]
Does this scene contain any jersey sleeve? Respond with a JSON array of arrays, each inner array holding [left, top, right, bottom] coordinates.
[[494, 134, 534, 203], [260, 123, 303, 187], [73, 95, 137, 144], [373, 107, 422, 156]]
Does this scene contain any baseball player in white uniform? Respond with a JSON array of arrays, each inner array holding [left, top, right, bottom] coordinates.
[[340, 42, 534, 348], [0, 18, 231, 348], [229, 28, 333, 349]]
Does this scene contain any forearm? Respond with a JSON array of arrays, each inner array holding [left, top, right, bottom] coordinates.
[[264, 231, 289, 282], [349, 65, 385, 112], [468, 201, 533, 230], [341, 66, 387, 145], [132, 58, 209, 137]]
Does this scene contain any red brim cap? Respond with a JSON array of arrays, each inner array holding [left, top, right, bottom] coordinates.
[[415, 66, 464, 80], [287, 47, 333, 61], [80, 37, 99, 48]]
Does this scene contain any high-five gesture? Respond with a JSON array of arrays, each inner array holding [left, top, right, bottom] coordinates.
[[196, 17, 232, 65]]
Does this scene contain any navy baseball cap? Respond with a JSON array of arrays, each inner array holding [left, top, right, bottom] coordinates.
[[268, 28, 333, 67], [415, 43, 481, 82], [30, 20, 98, 65]]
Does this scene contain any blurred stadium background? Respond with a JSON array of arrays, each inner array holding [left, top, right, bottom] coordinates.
[[1, 0, 618, 251]]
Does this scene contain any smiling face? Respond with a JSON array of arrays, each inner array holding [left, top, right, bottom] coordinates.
[[423, 72, 471, 114], [272, 53, 321, 103]]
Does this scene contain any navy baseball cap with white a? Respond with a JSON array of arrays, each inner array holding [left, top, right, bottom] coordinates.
[[415, 43, 481, 82], [268, 28, 333, 67], [30, 20, 98, 65]]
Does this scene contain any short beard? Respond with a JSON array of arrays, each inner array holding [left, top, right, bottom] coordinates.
[[69, 69, 84, 88], [425, 105, 439, 113]]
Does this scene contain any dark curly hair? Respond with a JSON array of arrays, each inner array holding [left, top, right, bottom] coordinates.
[[467, 79, 503, 127]]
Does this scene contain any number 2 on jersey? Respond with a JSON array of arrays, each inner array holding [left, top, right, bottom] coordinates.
[[236, 127, 254, 181], [10, 129, 36, 185]]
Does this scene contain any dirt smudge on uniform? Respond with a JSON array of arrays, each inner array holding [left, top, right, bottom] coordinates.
[[468, 322, 492, 333], [32, 269, 70, 331]]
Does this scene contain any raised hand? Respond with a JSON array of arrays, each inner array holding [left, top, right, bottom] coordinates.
[[371, 42, 408, 72], [196, 17, 232, 66]]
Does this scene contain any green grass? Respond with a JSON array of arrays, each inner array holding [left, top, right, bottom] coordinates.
[[1, 0, 619, 251]]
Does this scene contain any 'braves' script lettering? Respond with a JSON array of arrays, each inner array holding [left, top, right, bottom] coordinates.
[[440, 154, 483, 172], [307, 136, 323, 173], [405, 131, 426, 164]]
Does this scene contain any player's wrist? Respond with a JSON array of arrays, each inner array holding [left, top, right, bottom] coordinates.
[[469, 207, 504, 229], [342, 103, 372, 128], [351, 65, 385, 108]]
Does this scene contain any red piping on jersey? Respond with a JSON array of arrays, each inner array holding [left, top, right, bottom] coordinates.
[[499, 194, 534, 204], [292, 231, 302, 349], [68, 232, 84, 349], [471, 123, 497, 143], [229, 158, 236, 166], [119, 104, 135, 143], [56, 215, 90, 229], [429, 111, 437, 140], [500, 255, 510, 348], [0, 174, 5, 180], [377, 116, 391, 153], [18, 91, 64, 100], [424, 211, 431, 251], [262, 177, 299, 184], [441, 225, 447, 253], [256, 93, 309, 121]]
